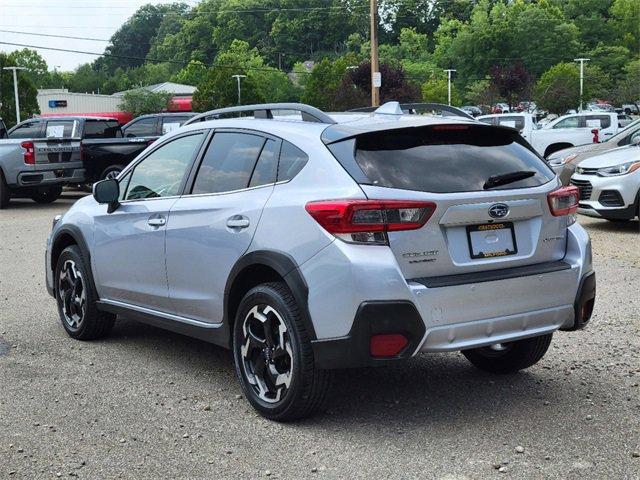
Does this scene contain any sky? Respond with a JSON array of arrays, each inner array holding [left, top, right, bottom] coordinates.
[[0, 0, 194, 71]]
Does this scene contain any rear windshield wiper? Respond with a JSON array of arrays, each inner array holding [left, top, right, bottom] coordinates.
[[483, 170, 536, 190]]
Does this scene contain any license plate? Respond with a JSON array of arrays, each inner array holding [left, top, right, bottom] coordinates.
[[466, 222, 517, 259]]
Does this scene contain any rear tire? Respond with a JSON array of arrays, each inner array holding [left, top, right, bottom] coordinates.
[[462, 334, 553, 374], [31, 186, 63, 204], [55, 245, 115, 340], [232, 282, 331, 421], [0, 170, 11, 209]]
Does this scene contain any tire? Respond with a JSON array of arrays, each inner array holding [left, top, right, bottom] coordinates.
[[462, 334, 553, 374], [30, 186, 63, 204], [100, 165, 124, 181], [55, 245, 115, 340], [0, 170, 10, 209], [232, 282, 331, 421]]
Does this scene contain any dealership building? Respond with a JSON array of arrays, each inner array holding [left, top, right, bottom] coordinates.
[[37, 82, 196, 124]]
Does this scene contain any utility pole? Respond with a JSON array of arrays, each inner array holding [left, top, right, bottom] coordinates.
[[574, 58, 590, 112], [444, 69, 456, 106], [231, 74, 246, 105], [369, 0, 380, 107], [2, 66, 28, 124]]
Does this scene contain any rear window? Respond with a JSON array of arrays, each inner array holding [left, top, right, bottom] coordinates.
[[84, 120, 122, 138], [332, 125, 554, 194]]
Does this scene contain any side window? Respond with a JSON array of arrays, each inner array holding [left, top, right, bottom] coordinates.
[[479, 117, 496, 125], [249, 139, 279, 188], [192, 132, 265, 194], [118, 171, 132, 201], [124, 133, 205, 201], [586, 115, 611, 129], [84, 120, 121, 139], [277, 141, 308, 181], [46, 120, 77, 138], [123, 117, 157, 137], [497, 116, 525, 130], [162, 117, 190, 134], [8, 121, 42, 139], [553, 116, 580, 129]]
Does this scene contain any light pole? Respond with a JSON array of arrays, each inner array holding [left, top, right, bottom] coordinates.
[[574, 58, 590, 112], [2, 66, 28, 123], [369, 0, 380, 107], [231, 74, 246, 105], [444, 69, 456, 106]]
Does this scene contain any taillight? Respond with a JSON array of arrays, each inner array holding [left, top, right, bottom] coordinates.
[[21, 141, 35, 165], [591, 128, 599, 143], [548, 186, 579, 219], [370, 334, 408, 358], [305, 200, 436, 245]]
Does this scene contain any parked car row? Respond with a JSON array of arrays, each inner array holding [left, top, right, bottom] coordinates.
[[0, 113, 195, 208]]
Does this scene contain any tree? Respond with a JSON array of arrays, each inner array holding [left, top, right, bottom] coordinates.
[[533, 62, 611, 114], [348, 62, 420, 105], [465, 79, 499, 107], [611, 0, 640, 54], [172, 60, 208, 86], [490, 62, 530, 109], [119, 89, 173, 118], [301, 57, 349, 110], [0, 53, 39, 127], [96, 3, 190, 73], [9, 49, 49, 88], [613, 60, 640, 108], [422, 77, 461, 105]]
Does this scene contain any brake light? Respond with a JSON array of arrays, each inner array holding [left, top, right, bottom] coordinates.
[[548, 186, 579, 218], [147, 139, 156, 146], [305, 200, 436, 245], [21, 141, 35, 165]]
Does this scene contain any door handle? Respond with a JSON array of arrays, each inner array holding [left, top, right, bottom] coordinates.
[[227, 216, 250, 229], [148, 216, 166, 227]]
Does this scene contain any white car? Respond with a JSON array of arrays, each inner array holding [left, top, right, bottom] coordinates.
[[571, 145, 640, 222], [478, 113, 599, 157]]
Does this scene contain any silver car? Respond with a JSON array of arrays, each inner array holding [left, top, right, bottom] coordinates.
[[45, 103, 595, 421]]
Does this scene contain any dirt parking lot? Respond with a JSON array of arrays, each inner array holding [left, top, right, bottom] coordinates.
[[1, 194, 638, 479]]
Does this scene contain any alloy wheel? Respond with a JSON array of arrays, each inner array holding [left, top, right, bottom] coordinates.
[[105, 169, 121, 180], [58, 260, 86, 329], [240, 304, 294, 403]]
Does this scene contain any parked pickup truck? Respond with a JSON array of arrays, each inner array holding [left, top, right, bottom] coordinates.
[[121, 112, 196, 138], [478, 112, 619, 157], [0, 116, 151, 208]]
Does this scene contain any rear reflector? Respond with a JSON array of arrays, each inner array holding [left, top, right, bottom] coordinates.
[[305, 200, 436, 244], [21, 141, 35, 165], [370, 334, 409, 358], [548, 186, 579, 217]]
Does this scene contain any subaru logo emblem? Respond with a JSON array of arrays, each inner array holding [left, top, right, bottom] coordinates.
[[488, 203, 509, 219]]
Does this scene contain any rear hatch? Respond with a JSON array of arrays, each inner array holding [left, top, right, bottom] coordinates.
[[326, 123, 573, 281], [33, 119, 81, 165]]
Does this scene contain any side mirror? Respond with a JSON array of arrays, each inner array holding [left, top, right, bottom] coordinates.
[[93, 179, 120, 213]]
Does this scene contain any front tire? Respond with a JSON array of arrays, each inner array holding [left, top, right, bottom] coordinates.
[[100, 165, 124, 181], [55, 245, 115, 340], [462, 334, 553, 374], [232, 282, 331, 421], [31, 186, 63, 204]]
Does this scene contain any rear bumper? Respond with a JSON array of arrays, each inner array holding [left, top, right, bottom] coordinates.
[[304, 224, 594, 369], [17, 167, 85, 187]]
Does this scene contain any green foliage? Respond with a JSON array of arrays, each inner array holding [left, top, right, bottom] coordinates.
[[611, 0, 640, 54], [0, 53, 39, 127], [613, 60, 640, 104], [465, 79, 500, 106], [300, 58, 349, 110], [192, 40, 299, 111], [422, 76, 461, 105], [172, 61, 208, 86], [9, 49, 49, 88], [118, 89, 173, 118], [532, 62, 612, 113]]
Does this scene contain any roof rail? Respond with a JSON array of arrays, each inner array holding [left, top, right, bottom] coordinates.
[[184, 103, 336, 126], [349, 102, 475, 120]]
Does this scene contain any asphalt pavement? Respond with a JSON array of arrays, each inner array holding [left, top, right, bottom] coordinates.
[[1, 193, 639, 479]]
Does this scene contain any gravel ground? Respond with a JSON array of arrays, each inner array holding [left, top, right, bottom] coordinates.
[[1, 193, 639, 480]]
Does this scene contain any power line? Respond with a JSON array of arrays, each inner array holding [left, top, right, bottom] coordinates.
[[0, 29, 110, 43]]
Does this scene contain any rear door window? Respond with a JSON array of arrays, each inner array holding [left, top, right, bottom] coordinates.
[[161, 116, 191, 134], [249, 139, 279, 187], [332, 125, 554, 194], [585, 115, 611, 129], [45, 120, 77, 138], [191, 132, 265, 194], [123, 117, 157, 137], [84, 120, 122, 138], [553, 116, 581, 129], [496, 116, 525, 130]]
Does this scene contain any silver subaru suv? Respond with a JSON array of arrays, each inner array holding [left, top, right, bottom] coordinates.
[[45, 103, 596, 421]]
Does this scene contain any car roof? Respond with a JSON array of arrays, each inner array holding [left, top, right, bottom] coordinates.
[[34, 116, 119, 122]]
